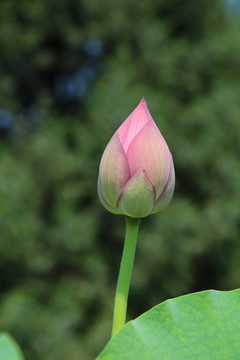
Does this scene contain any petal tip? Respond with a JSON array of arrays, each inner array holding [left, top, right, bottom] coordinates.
[[138, 98, 149, 113], [140, 97, 146, 105]]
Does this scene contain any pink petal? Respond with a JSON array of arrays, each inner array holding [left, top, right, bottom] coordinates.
[[152, 160, 175, 214], [117, 170, 156, 218], [116, 98, 153, 152], [127, 121, 172, 198], [98, 134, 131, 209]]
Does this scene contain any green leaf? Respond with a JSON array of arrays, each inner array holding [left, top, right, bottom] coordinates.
[[0, 333, 25, 360], [97, 289, 240, 359]]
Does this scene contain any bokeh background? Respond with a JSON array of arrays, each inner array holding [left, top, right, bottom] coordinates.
[[0, 0, 240, 359]]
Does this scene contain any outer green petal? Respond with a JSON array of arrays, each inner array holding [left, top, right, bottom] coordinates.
[[152, 160, 175, 214], [98, 134, 131, 209], [97, 178, 121, 214], [117, 170, 155, 218]]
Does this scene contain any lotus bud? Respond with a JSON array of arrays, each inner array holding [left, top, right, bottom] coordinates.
[[98, 98, 175, 218]]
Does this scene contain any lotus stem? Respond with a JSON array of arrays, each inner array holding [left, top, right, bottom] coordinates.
[[111, 216, 141, 337]]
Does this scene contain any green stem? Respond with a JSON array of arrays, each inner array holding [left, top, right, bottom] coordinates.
[[111, 216, 141, 337]]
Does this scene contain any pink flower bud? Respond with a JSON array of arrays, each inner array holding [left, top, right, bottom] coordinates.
[[98, 98, 175, 218]]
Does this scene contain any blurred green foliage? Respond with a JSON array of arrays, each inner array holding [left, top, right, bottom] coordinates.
[[0, 0, 240, 359]]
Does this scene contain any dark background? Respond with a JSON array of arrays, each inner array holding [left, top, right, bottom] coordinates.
[[0, 0, 240, 359]]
